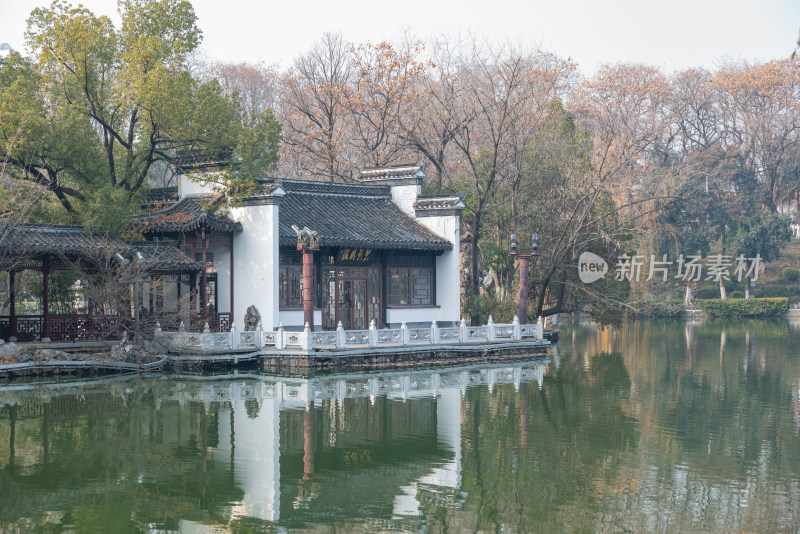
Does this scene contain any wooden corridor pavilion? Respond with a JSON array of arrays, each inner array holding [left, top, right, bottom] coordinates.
[[133, 193, 242, 332], [0, 224, 202, 342]]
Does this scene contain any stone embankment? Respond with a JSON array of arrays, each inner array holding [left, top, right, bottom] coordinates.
[[0, 335, 168, 378], [0, 331, 552, 378]]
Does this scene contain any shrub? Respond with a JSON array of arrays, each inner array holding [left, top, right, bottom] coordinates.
[[695, 297, 789, 317], [783, 267, 800, 281], [729, 290, 745, 299]]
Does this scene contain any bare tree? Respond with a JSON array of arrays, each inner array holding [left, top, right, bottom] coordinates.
[[348, 41, 426, 167], [208, 61, 281, 121], [713, 59, 800, 209], [279, 33, 354, 181], [447, 43, 575, 293], [670, 68, 722, 155], [399, 35, 467, 190]]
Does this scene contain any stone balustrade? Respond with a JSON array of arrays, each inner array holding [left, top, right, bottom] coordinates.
[[155, 315, 545, 353]]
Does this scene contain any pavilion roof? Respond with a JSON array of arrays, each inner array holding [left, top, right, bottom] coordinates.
[[0, 224, 201, 273], [133, 194, 242, 235], [129, 241, 204, 272]]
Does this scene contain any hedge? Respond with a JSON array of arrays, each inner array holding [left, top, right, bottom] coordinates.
[[694, 297, 789, 317]]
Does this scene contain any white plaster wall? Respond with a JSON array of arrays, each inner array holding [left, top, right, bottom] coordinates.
[[229, 203, 279, 329], [417, 214, 461, 323], [278, 309, 322, 330], [390, 184, 420, 216], [210, 246, 231, 315], [178, 173, 217, 198], [386, 307, 440, 327]]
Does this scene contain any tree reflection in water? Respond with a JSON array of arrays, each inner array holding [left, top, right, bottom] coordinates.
[[0, 320, 799, 533]]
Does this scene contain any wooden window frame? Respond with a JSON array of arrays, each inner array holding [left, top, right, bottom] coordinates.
[[279, 265, 304, 309], [387, 266, 434, 307]]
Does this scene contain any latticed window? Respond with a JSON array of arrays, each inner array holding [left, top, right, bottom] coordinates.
[[279, 266, 303, 308], [195, 251, 214, 268], [387, 266, 433, 306]]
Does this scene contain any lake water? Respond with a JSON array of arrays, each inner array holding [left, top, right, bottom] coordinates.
[[1, 318, 799, 532]]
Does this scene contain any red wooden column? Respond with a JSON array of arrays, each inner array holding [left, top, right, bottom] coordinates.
[[42, 259, 50, 339], [509, 233, 538, 325], [200, 227, 208, 322], [8, 270, 16, 339], [302, 249, 315, 329], [293, 227, 320, 330], [189, 272, 197, 327]]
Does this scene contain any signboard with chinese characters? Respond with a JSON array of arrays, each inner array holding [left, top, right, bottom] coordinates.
[[337, 248, 373, 264]]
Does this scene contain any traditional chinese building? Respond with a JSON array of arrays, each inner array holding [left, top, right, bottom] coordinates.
[[135, 162, 464, 331], [0, 224, 201, 342]]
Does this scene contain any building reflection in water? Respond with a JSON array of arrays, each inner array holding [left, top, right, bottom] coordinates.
[[0, 360, 546, 530]]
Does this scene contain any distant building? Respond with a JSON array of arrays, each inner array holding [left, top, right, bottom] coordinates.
[[0, 43, 12, 59], [777, 198, 800, 238]]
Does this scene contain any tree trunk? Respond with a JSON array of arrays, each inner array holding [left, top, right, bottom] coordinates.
[[745, 271, 755, 299], [470, 213, 482, 293]]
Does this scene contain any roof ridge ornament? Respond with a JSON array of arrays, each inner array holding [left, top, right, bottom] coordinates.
[[292, 225, 321, 252], [359, 162, 426, 183]]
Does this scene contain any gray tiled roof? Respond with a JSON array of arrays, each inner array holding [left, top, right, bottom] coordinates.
[[278, 180, 452, 251], [2, 224, 125, 256], [133, 195, 241, 234], [0, 224, 200, 272], [129, 241, 202, 271], [171, 150, 231, 173]]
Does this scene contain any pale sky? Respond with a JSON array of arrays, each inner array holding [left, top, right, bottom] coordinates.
[[1, 0, 799, 74]]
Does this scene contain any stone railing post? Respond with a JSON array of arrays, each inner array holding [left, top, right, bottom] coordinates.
[[460, 317, 467, 343], [203, 322, 213, 351], [230, 322, 239, 350], [300, 322, 312, 351], [369, 319, 378, 347], [401, 321, 410, 345], [487, 315, 495, 342], [537, 317, 544, 340], [336, 321, 346, 349], [177, 321, 185, 347], [431, 320, 439, 344], [255, 321, 264, 349], [512, 315, 521, 341], [276, 322, 285, 350]]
